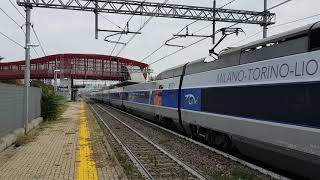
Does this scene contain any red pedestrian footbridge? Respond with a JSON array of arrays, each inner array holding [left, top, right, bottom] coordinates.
[[0, 54, 149, 81]]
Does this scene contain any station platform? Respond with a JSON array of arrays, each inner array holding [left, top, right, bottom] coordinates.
[[0, 102, 127, 180]]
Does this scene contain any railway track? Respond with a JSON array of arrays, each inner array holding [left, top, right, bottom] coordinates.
[[88, 101, 290, 180], [88, 102, 206, 180]]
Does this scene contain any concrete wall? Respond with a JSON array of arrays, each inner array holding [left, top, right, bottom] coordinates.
[[0, 83, 41, 137]]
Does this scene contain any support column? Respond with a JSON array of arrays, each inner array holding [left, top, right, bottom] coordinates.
[[54, 70, 58, 92], [263, 0, 268, 38], [94, 0, 98, 39], [71, 78, 74, 101], [212, 0, 216, 44], [24, 0, 31, 134]]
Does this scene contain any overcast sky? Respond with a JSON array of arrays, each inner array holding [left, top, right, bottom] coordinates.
[[1, 0, 320, 76]]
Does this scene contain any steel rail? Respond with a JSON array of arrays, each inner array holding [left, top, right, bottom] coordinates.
[[94, 103, 207, 180], [100, 103, 291, 180], [88, 103, 154, 180]]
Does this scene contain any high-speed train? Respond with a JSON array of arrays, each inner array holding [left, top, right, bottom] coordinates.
[[91, 22, 320, 179]]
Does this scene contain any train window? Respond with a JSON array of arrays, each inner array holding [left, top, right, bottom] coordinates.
[[201, 83, 320, 128], [310, 28, 320, 51], [168, 83, 176, 89]]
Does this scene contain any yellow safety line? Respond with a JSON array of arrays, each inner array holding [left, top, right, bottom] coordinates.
[[77, 101, 98, 180]]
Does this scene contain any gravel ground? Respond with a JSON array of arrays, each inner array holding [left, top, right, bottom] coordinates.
[[92, 103, 200, 179], [85, 103, 129, 179], [96, 103, 274, 180], [88, 104, 144, 180]]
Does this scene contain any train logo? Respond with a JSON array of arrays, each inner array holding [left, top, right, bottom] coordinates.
[[185, 94, 198, 105]]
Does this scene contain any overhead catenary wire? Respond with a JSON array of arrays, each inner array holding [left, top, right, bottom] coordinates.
[[110, 0, 150, 55], [219, 0, 237, 9], [149, 27, 218, 65], [107, 4, 142, 55], [9, 0, 25, 19], [31, 45, 40, 57], [99, 13, 124, 31], [141, 0, 239, 62], [0, 0, 39, 56], [271, 13, 320, 28], [193, 23, 214, 34], [268, 0, 292, 10], [140, 20, 200, 62], [148, 0, 293, 65], [9, 0, 46, 57], [110, 32, 124, 55], [0, 31, 24, 48], [140, 20, 202, 62], [115, 0, 170, 56], [229, 30, 263, 46], [225, 0, 293, 30], [150, 37, 208, 65], [147, 0, 293, 65], [10, 0, 47, 57], [0, 7, 23, 31], [229, 11, 320, 47], [175, 0, 239, 36], [115, 14, 155, 56], [226, 0, 295, 46], [31, 25, 46, 56]]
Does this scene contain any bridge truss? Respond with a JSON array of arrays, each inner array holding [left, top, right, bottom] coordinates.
[[0, 54, 149, 80]]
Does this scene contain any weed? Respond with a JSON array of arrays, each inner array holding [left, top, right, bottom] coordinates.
[[14, 133, 37, 147], [158, 138, 170, 145], [115, 152, 135, 175], [230, 168, 255, 180], [208, 170, 225, 180], [41, 86, 65, 121]]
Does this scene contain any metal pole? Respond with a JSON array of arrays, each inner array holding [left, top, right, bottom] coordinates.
[[54, 71, 58, 92], [71, 78, 74, 101], [263, 0, 268, 38], [24, 1, 31, 134], [95, 0, 98, 39], [212, 0, 216, 44]]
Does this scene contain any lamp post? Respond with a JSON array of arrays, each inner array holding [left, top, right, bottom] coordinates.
[[54, 69, 61, 92]]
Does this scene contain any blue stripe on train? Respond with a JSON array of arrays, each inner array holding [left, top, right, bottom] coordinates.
[[181, 88, 201, 111], [162, 89, 179, 108], [119, 82, 320, 129], [121, 89, 202, 111]]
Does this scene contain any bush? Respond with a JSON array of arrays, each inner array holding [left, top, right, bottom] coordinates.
[[41, 86, 65, 121]]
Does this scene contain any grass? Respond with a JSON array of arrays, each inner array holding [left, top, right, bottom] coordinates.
[[158, 138, 171, 145], [114, 152, 142, 179], [230, 168, 255, 180], [208, 170, 225, 180], [39, 120, 54, 129], [207, 167, 257, 180], [14, 102, 68, 147]]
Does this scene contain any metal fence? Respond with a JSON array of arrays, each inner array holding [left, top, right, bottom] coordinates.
[[0, 83, 41, 137]]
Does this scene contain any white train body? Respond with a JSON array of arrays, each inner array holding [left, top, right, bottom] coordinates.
[[91, 22, 320, 179]]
